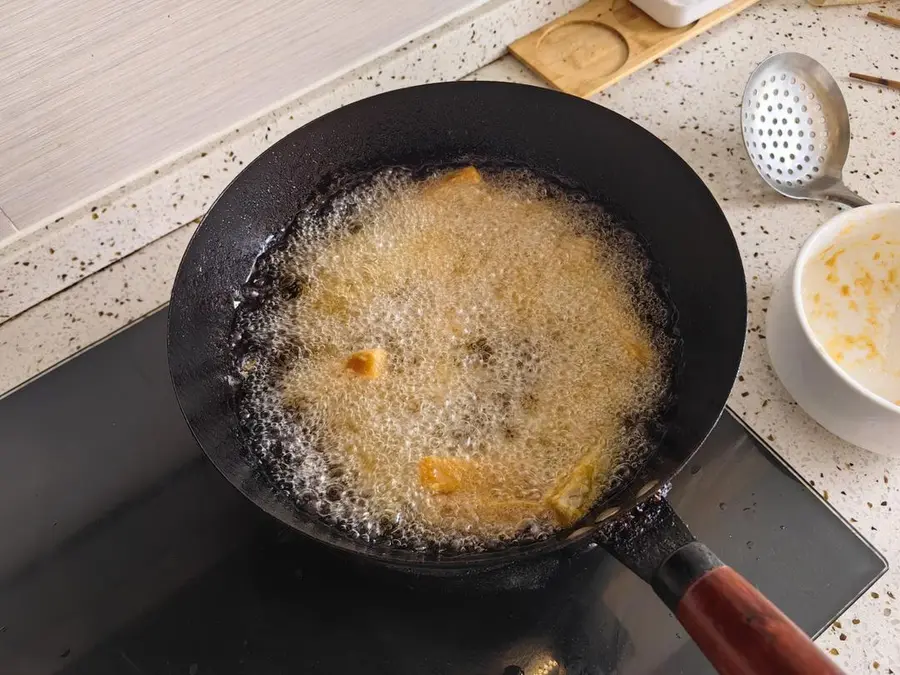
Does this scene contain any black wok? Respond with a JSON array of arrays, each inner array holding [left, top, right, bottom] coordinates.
[[168, 82, 841, 674]]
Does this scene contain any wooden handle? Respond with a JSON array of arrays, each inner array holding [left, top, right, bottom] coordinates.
[[651, 542, 844, 675], [677, 566, 844, 675]]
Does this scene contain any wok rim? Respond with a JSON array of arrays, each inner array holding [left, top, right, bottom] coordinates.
[[167, 81, 747, 572]]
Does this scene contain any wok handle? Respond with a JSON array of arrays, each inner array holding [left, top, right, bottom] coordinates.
[[652, 542, 845, 675]]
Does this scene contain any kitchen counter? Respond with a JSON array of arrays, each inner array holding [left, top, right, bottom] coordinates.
[[1, 0, 898, 669]]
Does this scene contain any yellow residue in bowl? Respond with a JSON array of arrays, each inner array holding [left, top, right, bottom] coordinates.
[[802, 223, 900, 404]]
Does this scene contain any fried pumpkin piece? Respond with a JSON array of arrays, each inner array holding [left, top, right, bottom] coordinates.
[[418, 455, 550, 526], [422, 166, 483, 198], [418, 454, 517, 495], [418, 456, 465, 494], [545, 452, 609, 526], [625, 338, 652, 367], [611, 321, 654, 368], [439, 165, 482, 186], [345, 348, 387, 378]]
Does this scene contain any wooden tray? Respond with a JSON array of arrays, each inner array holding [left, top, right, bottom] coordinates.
[[510, 0, 762, 98]]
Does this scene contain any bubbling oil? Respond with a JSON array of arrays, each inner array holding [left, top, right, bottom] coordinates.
[[234, 167, 675, 554]]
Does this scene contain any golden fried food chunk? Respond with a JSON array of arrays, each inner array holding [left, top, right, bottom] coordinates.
[[422, 166, 483, 198], [345, 348, 387, 378], [546, 455, 597, 526], [625, 339, 652, 366], [441, 166, 482, 185], [420, 455, 549, 527], [418, 456, 464, 494]]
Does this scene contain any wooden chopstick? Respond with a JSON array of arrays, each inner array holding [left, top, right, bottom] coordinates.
[[850, 72, 900, 91], [867, 11, 900, 28], [858, 13, 900, 92]]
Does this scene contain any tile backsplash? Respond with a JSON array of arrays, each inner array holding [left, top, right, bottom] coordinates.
[[0, 0, 484, 237]]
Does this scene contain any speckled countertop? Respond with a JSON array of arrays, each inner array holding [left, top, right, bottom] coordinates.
[[2, 0, 900, 670]]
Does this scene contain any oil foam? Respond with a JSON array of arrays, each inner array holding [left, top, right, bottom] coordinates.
[[233, 168, 675, 553]]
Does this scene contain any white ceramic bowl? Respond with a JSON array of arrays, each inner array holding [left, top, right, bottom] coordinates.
[[767, 203, 900, 456]]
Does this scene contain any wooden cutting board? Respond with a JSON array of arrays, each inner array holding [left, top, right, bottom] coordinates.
[[510, 0, 762, 98]]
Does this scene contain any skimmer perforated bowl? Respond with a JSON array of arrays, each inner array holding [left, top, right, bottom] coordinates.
[[741, 53, 869, 208]]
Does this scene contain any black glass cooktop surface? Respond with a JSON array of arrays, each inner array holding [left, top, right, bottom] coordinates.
[[0, 308, 886, 675]]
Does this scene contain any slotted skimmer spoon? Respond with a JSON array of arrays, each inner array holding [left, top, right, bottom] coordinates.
[[741, 52, 870, 208]]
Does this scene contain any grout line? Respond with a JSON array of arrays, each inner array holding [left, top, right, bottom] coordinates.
[[0, 206, 17, 238]]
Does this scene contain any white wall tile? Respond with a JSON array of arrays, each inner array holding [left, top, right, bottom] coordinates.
[[0, 0, 484, 229]]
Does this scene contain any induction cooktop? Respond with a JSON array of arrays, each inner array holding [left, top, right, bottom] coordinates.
[[0, 307, 886, 675]]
